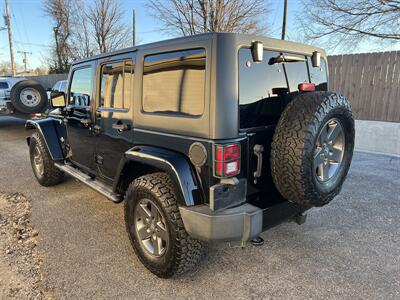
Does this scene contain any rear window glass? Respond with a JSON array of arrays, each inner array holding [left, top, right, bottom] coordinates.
[[142, 49, 206, 116], [0, 82, 9, 89], [282, 53, 309, 92], [308, 58, 328, 90], [238, 49, 288, 128]]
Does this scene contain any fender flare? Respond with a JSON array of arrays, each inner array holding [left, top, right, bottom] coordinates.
[[115, 146, 202, 207], [25, 118, 66, 161]]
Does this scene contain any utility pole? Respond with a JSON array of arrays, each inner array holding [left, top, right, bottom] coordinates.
[[4, 0, 15, 76], [281, 0, 288, 40], [18, 51, 32, 73], [132, 9, 136, 47]]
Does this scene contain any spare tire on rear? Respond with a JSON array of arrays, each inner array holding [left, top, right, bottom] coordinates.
[[271, 92, 355, 208], [11, 80, 47, 114]]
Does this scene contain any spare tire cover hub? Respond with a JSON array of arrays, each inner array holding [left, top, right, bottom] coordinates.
[[20, 88, 41, 107]]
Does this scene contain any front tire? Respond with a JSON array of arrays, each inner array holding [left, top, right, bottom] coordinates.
[[124, 172, 204, 278], [29, 132, 64, 186]]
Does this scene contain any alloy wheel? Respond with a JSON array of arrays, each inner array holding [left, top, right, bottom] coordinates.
[[313, 118, 345, 182], [134, 198, 169, 257], [33, 146, 44, 177]]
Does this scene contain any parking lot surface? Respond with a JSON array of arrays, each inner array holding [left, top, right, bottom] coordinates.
[[0, 116, 399, 299]]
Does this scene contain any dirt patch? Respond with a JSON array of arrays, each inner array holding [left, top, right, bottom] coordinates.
[[0, 192, 47, 299]]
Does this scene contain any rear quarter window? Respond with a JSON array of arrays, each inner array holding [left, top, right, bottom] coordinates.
[[142, 49, 206, 116]]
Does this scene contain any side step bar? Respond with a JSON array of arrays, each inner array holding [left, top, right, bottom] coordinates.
[[55, 163, 122, 203]]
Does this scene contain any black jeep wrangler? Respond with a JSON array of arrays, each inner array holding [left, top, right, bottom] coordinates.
[[26, 33, 354, 278]]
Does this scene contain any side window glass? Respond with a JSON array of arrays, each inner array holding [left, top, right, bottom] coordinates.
[[0, 82, 9, 89], [282, 53, 309, 92], [308, 57, 328, 91], [143, 49, 206, 116], [100, 61, 133, 109], [69, 67, 92, 107]]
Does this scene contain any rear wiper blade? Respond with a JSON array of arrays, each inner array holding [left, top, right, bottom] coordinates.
[[268, 55, 306, 65]]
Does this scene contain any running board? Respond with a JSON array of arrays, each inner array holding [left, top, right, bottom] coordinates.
[[55, 163, 122, 203]]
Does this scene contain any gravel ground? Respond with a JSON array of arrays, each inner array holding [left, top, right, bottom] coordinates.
[[0, 116, 399, 300], [0, 192, 45, 299]]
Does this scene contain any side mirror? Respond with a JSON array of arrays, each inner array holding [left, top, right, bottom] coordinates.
[[46, 87, 52, 92], [50, 91, 66, 108], [251, 41, 263, 62], [311, 51, 321, 68]]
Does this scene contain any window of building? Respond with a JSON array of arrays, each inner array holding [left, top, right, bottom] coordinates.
[[142, 49, 206, 116]]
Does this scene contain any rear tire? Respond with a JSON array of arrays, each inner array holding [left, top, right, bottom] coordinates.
[[29, 132, 64, 186], [11, 80, 47, 114], [124, 172, 204, 278], [271, 92, 354, 207]]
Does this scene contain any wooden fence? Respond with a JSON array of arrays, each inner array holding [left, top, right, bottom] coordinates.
[[328, 51, 400, 122]]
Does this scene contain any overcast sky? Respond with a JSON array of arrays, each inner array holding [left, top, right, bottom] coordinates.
[[0, 0, 397, 71]]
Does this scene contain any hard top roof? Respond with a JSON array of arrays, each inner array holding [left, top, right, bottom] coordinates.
[[73, 32, 326, 65]]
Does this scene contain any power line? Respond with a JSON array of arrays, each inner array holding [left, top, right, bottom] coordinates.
[[14, 40, 52, 48]]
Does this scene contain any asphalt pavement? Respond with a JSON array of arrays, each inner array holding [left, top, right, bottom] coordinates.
[[0, 115, 399, 300]]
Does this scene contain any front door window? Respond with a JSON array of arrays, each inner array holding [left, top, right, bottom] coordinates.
[[70, 67, 93, 107], [66, 66, 95, 170]]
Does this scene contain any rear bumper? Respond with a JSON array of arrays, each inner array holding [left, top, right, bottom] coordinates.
[[179, 201, 306, 242]]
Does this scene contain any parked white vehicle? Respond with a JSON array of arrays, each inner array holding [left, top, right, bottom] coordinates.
[[0, 76, 47, 115], [0, 77, 26, 113], [46, 80, 67, 100]]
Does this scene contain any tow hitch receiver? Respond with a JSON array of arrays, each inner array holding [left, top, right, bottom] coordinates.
[[293, 213, 307, 225]]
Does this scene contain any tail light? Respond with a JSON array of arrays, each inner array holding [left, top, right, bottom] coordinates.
[[214, 143, 241, 178], [298, 82, 316, 92]]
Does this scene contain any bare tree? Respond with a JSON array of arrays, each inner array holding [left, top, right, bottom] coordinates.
[[86, 0, 130, 53], [298, 0, 400, 50], [43, 0, 75, 73], [147, 0, 270, 36], [72, 5, 96, 58]]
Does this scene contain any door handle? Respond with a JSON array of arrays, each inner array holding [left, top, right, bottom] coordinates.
[[112, 122, 131, 132]]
